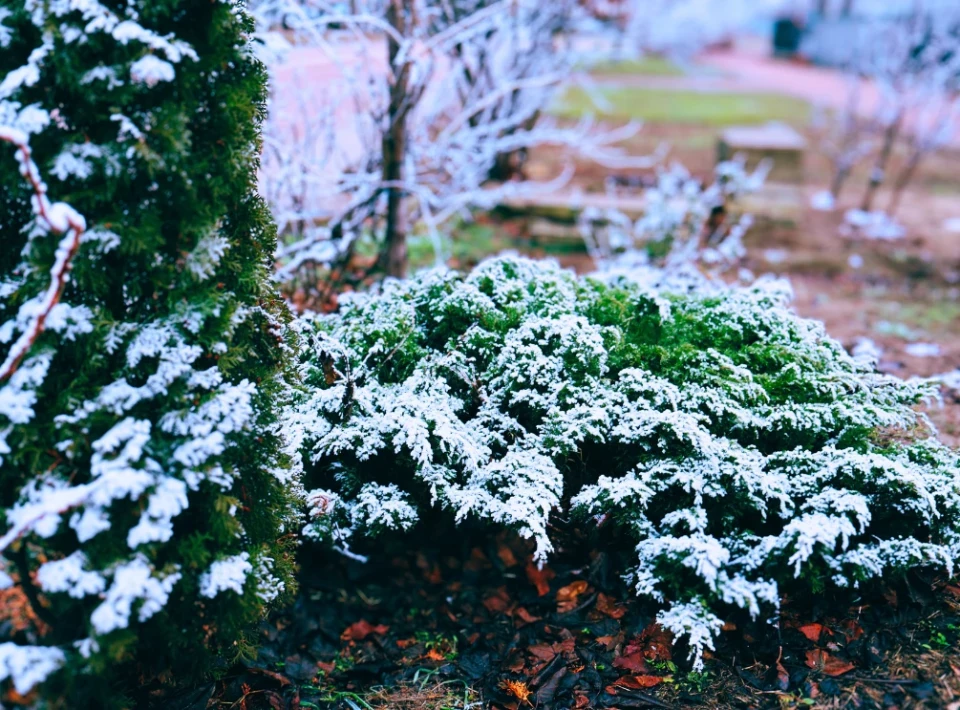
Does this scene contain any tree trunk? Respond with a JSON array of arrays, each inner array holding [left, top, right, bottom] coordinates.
[[830, 162, 851, 200], [380, 0, 410, 279], [860, 116, 901, 212], [887, 150, 922, 218]]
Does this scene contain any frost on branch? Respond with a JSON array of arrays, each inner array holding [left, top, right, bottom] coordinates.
[[294, 254, 959, 669], [580, 157, 768, 289], [0, 0, 299, 701]]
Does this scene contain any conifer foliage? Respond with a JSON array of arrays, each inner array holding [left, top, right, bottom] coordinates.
[[294, 255, 960, 669], [0, 1, 298, 704]]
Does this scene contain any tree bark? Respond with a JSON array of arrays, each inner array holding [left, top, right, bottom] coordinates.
[[380, 0, 411, 279], [887, 150, 922, 218], [860, 115, 901, 213]]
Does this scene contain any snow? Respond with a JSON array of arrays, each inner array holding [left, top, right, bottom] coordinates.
[[0, 643, 65, 696], [36, 551, 106, 599], [293, 255, 957, 669], [843, 209, 906, 240], [130, 55, 176, 86], [185, 233, 230, 280], [810, 190, 836, 211], [199, 553, 252, 598], [905, 342, 941, 358], [851, 337, 882, 366], [90, 556, 182, 634]]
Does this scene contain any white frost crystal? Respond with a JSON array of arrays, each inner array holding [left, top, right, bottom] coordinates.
[[293, 255, 960, 669], [199, 552, 253, 598]]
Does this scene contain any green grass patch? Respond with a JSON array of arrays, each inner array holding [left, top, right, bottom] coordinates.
[[588, 55, 685, 77], [552, 87, 812, 127]]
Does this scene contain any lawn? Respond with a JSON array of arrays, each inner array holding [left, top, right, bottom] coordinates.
[[586, 55, 685, 77], [552, 86, 812, 127]]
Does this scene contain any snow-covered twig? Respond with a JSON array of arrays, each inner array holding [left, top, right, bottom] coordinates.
[[0, 129, 86, 383]]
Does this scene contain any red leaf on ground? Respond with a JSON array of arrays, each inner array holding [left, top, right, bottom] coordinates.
[[595, 592, 626, 619], [805, 649, 855, 676], [244, 667, 292, 687], [341, 620, 389, 641], [514, 606, 541, 624], [482, 587, 513, 614], [637, 623, 673, 662], [497, 544, 519, 569], [573, 691, 591, 708], [798, 623, 828, 643], [775, 661, 790, 691], [841, 619, 864, 642], [525, 560, 555, 597], [527, 644, 556, 663], [595, 634, 620, 651], [613, 652, 652, 674], [556, 580, 589, 612], [617, 675, 665, 689]]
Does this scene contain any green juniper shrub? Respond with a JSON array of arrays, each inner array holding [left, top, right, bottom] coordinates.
[[292, 255, 960, 668], [0, 1, 299, 705]]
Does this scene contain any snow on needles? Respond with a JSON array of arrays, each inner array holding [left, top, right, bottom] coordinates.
[[293, 254, 960, 670]]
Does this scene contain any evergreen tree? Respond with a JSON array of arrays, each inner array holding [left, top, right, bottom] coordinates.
[[0, 1, 300, 705]]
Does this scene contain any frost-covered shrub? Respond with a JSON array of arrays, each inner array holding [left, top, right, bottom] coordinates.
[[581, 158, 768, 281], [293, 255, 960, 668], [0, 1, 298, 704]]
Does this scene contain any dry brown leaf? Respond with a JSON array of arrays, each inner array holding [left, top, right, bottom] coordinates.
[[525, 560, 555, 597], [798, 623, 828, 643], [527, 644, 556, 662], [499, 679, 533, 706], [805, 649, 855, 677], [514, 606, 541, 624], [613, 652, 652, 674], [556, 580, 590, 612], [341, 619, 389, 641], [775, 660, 790, 691], [617, 675, 665, 689], [497, 545, 519, 569], [482, 587, 513, 614], [595, 592, 626, 619]]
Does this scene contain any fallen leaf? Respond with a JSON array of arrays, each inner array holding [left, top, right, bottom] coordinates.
[[613, 653, 652, 674], [637, 623, 673, 663], [556, 580, 589, 612], [595, 592, 626, 619], [525, 560, 555, 597], [527, 644, 556, 663], [341, 620, 389, 641], [499, 679, 533, 706], [595, 634, 619, 651], [617, 675, 664, 689], [497, 545, 519, 569], [573, 691, 591, 709], [514, 606, 541, 624], [840, 619, 864, 642], [482, 587, 513, 614], [798, 623, 828, 643], [774, 660, 790, 691], [535, 666, 568, 705], [805, 650, 855, 677]]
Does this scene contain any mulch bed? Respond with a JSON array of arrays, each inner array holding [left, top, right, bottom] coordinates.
[[173, 524, 960, 710]]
